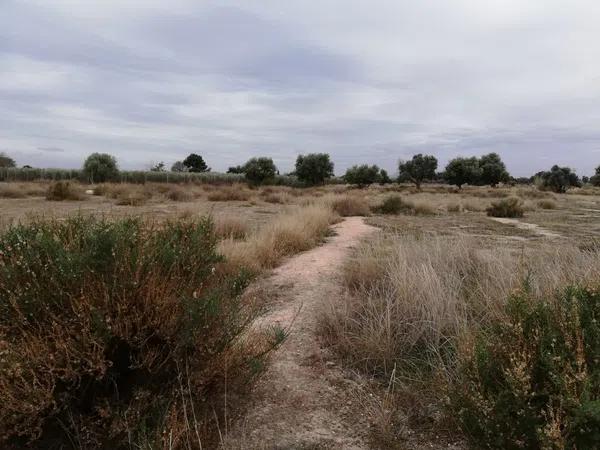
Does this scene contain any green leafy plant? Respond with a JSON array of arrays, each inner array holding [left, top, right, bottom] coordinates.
[[453, 285, 600, 449]]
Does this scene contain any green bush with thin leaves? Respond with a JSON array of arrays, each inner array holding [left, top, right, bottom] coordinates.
[[454, 285, 600, 449], [0, 216, 275, 449]]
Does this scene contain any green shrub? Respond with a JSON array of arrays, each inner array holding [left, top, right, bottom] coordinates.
[[454, 286, 600, 449], [45, 181, 83, 201], [82, 153, 120, 183], [374, 195, 414, 215], [486, 197, 524, 218], [0, 217, 274, 448]]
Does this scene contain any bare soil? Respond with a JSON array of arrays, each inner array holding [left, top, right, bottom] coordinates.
[[224, 217, 378, 449]]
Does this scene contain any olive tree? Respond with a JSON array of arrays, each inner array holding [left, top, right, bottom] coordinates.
[[295, 153, 334, 186], [398, 154, 438, 189], [82, 153, 119, 183]]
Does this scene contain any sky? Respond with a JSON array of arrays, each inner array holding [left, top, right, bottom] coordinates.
[[1, 0, 600, 176]]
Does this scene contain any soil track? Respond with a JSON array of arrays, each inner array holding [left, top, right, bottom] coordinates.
[[224, 217, 378, 449]]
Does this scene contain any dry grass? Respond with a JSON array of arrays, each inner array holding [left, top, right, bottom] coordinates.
[[214, 215, 249, 240], [517, 188, 555, 199], [165, 185, 193, 202], [46, 181, 84, 201], [219, 203, 339, 272], [113, 185, 152, 206], [328, 195, 371, 216], [0, 182, 47, 198], [537, 199, 558, 209], [321, 234, 600, 380], [261, 193, 291, 204], [207, 185, 252, 202]]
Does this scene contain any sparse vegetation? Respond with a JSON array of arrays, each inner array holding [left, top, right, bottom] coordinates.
[[537, 199, 558, 209], [45, 181, 83, 201], [207, 185, 252, 201], [486, 197, 525, 217], [330, 195, 371, 216]]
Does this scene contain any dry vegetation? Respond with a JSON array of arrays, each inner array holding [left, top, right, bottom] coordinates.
[[1, 179, 599, 449]]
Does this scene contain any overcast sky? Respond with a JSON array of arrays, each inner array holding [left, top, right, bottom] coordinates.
[[1, 0, 600, 175]]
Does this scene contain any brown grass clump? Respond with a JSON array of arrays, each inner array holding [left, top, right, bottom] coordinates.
[[446, 202, 462, 213], [329, 195, 371, 216], [207, 185, 252, 202], [486, 197, 524, 218], [0, 184, 25, 198], [537, 199, 558, 209], [373, 194, 435, 216], [220, 203, 339, 272], [262, 193, 290, 204], [114, 186, 152, 206], [165, 185, 193, 202], [45, 181, 83, 201], [214, 215, 249, 240], [319, 234, 600, 434], [517, 188, 555, 199]]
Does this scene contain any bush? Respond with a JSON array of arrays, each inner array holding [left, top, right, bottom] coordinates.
[[295, 153, 334, 186], [0, 217, 272, 448], [45, 181, 83, 201], [538, 165, 581, 193], [343, 164, 381, 187], [538, 199, 558, 210], [243, 157, 277, 185], [330, 195, 371, 216], [486, 197, 524, 218], [82, 153, 119, 183], [454, 286, 600, 449], [373, 195, 410, 214]]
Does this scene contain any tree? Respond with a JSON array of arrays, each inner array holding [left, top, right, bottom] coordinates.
[[590, 166, 600, 187], [243, 157, 277, 185], [343, 164, 380, 187], [150, 161, 165, 172], [398, 154, 438, 189], [444, 157, 481, 189], [82, 153, 119, 183], [182, 154, 210, 173], [295, 153, 334, 186], [479, 153, 510, 187], [0, 152, 16, 168], [171, 161, 187, 172], [227, 165, 245, 174], [540, 165, 581, 193], [378, 169, 392, 185]]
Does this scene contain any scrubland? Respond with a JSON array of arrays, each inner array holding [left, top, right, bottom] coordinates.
[[0, 180, 599, 449]]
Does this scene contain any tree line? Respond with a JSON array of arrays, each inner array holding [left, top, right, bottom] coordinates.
[[1, 150, 599, 192]]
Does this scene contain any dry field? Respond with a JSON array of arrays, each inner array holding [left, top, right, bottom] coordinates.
[[1, 180, 599, 449]]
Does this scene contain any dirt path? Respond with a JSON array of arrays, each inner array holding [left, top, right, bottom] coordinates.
[[224, 217, 378, 449], [489, 217, 562, 239]]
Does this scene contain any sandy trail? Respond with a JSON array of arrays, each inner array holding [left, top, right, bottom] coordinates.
[[224, 217, 378, 449], [489, 217, 562, 239]]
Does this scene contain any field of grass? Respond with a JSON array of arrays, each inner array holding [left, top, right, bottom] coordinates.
[[1, 180, 599, 448]]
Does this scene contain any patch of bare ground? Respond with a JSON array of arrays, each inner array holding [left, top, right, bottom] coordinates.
[[488, 217, 562, 238], [223, 217, 378, 450]]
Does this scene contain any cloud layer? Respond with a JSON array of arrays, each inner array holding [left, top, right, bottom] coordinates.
[[1, 0, 600, 175]]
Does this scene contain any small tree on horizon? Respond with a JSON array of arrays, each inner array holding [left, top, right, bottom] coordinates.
[[295, 153, 334, 186], [227, 165, 245, 174], [378, 168, 392, 185], [182, 154, 210, 173], [343, 164, 381, 188], [590, 165, 600, 187], [479, 153, 510, 187], [444, 157, 481, 189], [243, 157, 277, 185], [171, 161, 187, 172], [150, 161, 165, 172], [0, 152, 16, 168], [398, 154, 438, 189], [82, 153, 119, 183], [539, 165, 581, 193]]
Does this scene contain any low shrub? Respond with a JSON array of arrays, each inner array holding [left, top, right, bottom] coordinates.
[[330, 195, 371, 216], [454, 286, 600, 449], [486, 197, 524, 218], [45, 181, 83, 201], [446, 202, 462, 213], [165, 186, 193, 202], [0, 216, 275, 448], [538, 199, 558, 210], [114, 187, 152, 206], [207, 186, 251, 202], [373, 195, 412, 215], [373, 195, 435, 216], [518, 188, 555, 199]]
